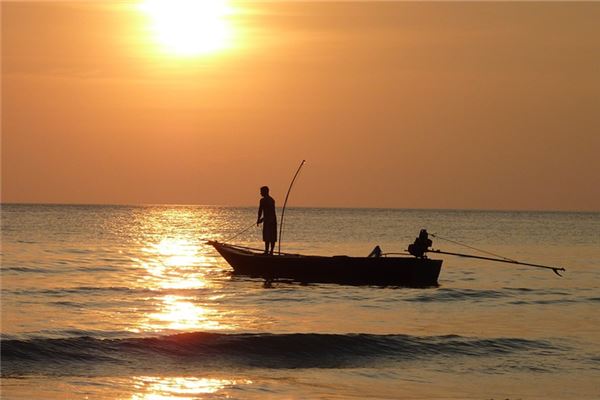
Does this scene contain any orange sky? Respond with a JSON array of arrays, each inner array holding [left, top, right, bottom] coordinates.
[[2, 1, 599, 211]]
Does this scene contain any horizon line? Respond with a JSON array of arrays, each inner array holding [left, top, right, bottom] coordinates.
[[1, 201, 598, 214]]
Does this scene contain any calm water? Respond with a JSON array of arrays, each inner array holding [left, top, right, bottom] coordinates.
[[1, 204, 599, 399]]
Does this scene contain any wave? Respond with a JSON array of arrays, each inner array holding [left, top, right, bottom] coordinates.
[[404, 288, 507, 302], [2, 266, 55, 273], [1, 332, 563, 376], [509, 299, 578, 305], [587, 297, 600, 302], [6, 286, 206, 297], [403, 288, 585, 305]]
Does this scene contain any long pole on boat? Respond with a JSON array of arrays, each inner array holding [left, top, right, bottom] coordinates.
[[427, 249, 566, 276], [278, 160, 306, 255]]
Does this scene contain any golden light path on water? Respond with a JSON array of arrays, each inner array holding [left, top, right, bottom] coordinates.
[[116, 207, 257, 398], [128, 208, 239, 333], [133, 236, 235, 332], [131, 376, 253, 400], [141, 238, 210, 290]]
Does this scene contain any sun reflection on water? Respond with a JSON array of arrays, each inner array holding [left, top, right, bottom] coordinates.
[[140, 238, 211, 290], [128, 207, 245, 334], [140, 295, 233, 331], [132, 376, 252, 400]]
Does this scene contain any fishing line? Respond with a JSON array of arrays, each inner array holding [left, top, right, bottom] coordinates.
[[223, 222, 256, 243], [430, 233, 517, 262]]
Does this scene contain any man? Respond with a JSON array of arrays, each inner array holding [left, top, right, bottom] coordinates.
[[257, 186, 277, 255]]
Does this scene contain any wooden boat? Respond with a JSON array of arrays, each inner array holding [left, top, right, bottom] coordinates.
[[208, 226, 565, 286], [208, 241, 443, 287]]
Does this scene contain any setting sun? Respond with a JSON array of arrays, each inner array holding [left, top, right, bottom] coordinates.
[[139, 0, 234, 56]]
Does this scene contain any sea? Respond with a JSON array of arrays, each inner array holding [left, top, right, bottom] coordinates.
[[1, 204, 599, 399]]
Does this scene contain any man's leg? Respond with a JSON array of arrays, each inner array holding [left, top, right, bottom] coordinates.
[[264, 242, 269, 255], [269, 241, 275, 255]]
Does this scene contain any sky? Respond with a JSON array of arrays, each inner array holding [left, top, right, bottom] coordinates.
[[2, 1, 599, 211]]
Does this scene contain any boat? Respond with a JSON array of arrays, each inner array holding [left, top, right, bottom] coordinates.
[[208, 225, 566, 286], [208, 237, 443, 287]]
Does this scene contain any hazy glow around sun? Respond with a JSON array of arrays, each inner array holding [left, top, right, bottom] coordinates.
[[139, 0, 234, 56]]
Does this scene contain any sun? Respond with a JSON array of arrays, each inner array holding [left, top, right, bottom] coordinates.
[[139, 0, 234, 56]]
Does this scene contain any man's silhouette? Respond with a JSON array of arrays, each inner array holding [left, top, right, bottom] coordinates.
[[257, 186, 277, 255]]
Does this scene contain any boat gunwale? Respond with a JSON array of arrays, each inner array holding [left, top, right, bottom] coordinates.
[[208, 240, 439, 261], [208, 241, 328, 259]]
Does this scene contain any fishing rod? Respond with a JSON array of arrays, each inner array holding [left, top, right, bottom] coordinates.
[[427, 249, 566, 277], [278, 160, 306, 255], [223, 221, 256, 243]]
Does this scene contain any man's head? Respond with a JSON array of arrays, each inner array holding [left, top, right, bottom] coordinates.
[[260, 186, 269, 197]]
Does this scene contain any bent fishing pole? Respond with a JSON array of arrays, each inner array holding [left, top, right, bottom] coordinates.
[[278, 160, 306, 255]]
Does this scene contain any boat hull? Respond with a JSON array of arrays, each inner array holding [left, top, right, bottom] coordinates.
[[209, 241, 442, 287]]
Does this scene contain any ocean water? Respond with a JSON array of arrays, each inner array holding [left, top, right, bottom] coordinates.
[[1, 204, 599, 399]]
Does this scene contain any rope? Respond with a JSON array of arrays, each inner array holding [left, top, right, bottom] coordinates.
[[223, 222, 256, 243], [430, 233, 517, 262]]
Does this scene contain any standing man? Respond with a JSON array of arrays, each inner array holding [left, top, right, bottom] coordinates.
[[257, 186, 277, 255]]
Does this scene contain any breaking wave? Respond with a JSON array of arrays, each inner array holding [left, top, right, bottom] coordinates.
[[2, 332, 563, 376]]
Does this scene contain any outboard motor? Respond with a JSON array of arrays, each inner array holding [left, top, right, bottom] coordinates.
[[408, 229, 433, 258]]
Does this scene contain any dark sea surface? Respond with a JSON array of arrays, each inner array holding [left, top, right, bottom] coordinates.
[[1, 204, 599, 399]]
